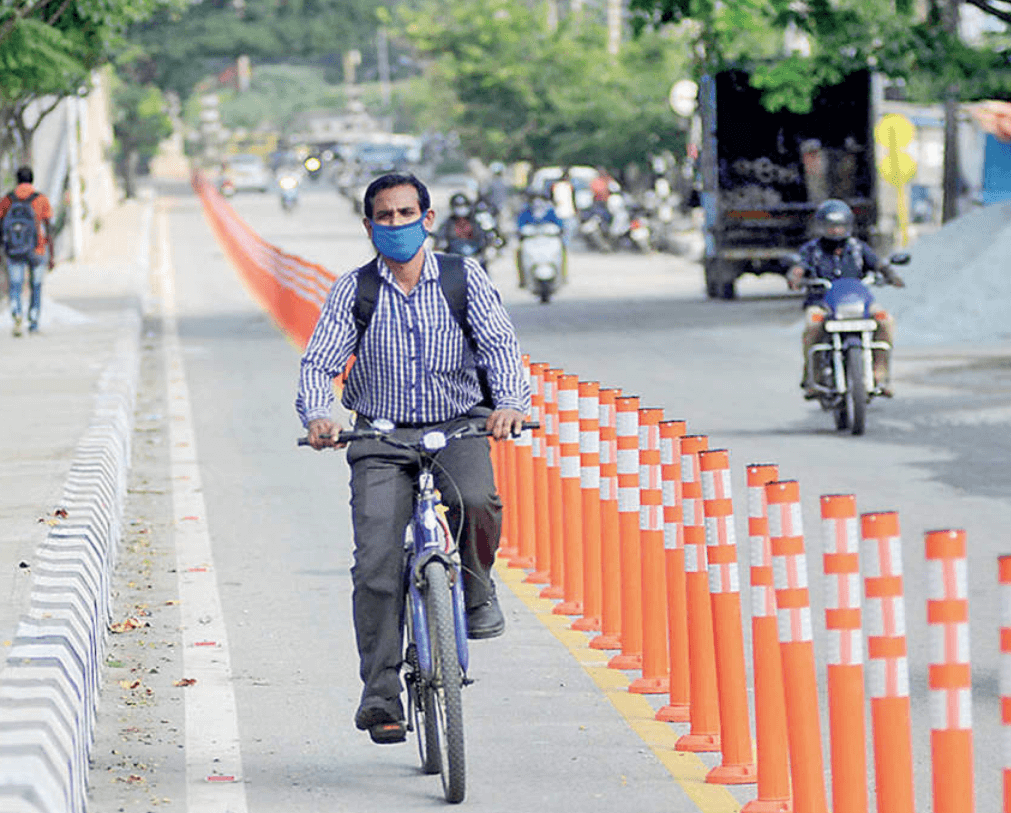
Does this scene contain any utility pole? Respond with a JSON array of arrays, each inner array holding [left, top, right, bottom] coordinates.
[[377, 27, 391, 107], [546, 0, 558, 30], [941, 0, 960, 222], [607, 0, 622, 55]]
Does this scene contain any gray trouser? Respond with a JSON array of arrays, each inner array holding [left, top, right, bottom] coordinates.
[[345, 414, 502, 706]]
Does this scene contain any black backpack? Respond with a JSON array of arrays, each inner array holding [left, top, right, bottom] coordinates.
[[352, 253, 495, 409], [2, 192, 39, 259]]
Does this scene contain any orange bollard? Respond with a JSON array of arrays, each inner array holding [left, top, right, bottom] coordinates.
[[608, 395, 643, 670], [820, 494, 868, 813], [700, 449, 756, 784], [554, 374, 584, 616], [590, 388, 622, 650], [1000, 555, 1011, 813], [572, 382, 603, 632], [925, 529, 974, 813], [656, 419, 690, 723], [675, 434, 721, 752], [629, 408, 669, 693], [861, 512, 915, 813], [507, 354, 536, 569], [767, 480, 828, 813], [541, 369, 565, 599], [742, 464, 790, 813], [493, 438, 517, 560], [502, 432, 521, 560], [525, 363, 552, 584]]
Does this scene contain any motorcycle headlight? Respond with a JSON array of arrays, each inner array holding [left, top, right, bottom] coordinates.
[[835, 300, 866, 319]]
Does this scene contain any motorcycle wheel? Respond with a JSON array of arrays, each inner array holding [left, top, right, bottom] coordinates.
[[844, 346, 867, 436]]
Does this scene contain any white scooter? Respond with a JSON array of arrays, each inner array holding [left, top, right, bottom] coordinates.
[[518, 221, 565, 304]]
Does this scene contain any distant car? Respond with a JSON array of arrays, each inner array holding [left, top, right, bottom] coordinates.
[[529, 165, 600, 212], [224, 153, 271, 193]]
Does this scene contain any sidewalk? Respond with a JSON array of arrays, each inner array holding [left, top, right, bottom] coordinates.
[[0, 195, 150, 653], [0, 195, 150, 812]]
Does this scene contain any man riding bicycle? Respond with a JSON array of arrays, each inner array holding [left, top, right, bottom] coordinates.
[[296, 172, 531, 743]]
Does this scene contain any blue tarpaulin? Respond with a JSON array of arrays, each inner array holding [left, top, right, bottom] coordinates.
[[982, 134, 1011, 205]]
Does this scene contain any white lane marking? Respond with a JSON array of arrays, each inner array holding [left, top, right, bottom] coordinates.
[[157, 208, 250, 811]]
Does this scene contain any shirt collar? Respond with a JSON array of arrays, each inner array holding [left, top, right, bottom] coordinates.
[[375, 247, 440, 288]]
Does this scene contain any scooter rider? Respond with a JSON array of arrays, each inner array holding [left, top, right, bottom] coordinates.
[[515, 190, 566, 288], [787, 199, 905, 398], [433, 192, 491, 261]]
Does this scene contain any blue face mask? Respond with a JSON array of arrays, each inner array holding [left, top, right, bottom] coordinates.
[[370, 217, 428, 263]]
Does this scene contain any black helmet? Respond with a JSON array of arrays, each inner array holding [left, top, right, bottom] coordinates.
[[814, 199, 854, 241]]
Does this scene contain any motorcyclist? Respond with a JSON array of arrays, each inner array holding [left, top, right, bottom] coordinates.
[[515, 190, 566, 288], [482, 162, 510, 216], [433, 192, 491, 266], [787, 199, 906, 398]]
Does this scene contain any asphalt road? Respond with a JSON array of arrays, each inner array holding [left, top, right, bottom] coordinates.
[[89, 181, 1010, 813]]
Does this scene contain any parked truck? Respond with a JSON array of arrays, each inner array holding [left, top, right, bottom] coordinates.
[[699, 69, 879, 299]]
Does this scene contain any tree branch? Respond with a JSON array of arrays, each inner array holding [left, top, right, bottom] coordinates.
[[0, 0, 52, 45], [44, 0, 73, 28], [962, 0, 1011, 25]]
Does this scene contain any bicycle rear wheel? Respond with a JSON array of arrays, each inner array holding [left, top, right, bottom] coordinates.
[[423, 562, 466, 803]]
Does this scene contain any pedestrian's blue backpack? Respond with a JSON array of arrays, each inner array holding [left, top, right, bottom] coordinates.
[[2, 192, 39, 259]]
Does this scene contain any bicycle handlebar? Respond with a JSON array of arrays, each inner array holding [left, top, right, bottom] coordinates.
[[297, 419, 540, 448]]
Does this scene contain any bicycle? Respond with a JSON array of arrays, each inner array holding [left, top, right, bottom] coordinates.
[[299, 416, 536, 803]]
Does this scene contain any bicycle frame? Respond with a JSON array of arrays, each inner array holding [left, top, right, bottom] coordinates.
[[406, 467, 470, 678]]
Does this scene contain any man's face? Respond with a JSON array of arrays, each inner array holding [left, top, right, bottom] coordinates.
[[364, 184, 435, 234], [824, 224, 847, 240]]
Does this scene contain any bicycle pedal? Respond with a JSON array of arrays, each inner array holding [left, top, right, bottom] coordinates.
[[462, 675, 475, 686]]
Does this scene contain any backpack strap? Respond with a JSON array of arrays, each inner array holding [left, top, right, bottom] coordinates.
[[433, 252, 473, 350], [351, 256, 381, 351], [350, 252, 494, 407], [435, 252, 495, 409]]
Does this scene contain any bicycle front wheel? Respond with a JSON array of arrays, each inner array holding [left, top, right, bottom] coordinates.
[[423, 562, 466, 803]]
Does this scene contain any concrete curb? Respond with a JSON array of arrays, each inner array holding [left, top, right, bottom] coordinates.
[[0, 204, 150, 812]]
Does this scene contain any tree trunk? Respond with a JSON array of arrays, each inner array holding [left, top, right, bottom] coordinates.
[[941, 0, 960, 222]]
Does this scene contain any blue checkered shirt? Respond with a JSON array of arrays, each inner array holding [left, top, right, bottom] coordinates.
[[296, 249, 531, 426]]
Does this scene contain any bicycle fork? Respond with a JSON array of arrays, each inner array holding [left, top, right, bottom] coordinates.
[[410, 479, 470, 677]]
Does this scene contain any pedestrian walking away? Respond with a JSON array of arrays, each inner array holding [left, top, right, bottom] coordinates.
[[295, 172, 531, 743], [1, 165, 54, 336]]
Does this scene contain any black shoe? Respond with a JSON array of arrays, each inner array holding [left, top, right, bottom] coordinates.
[[355, 698, 404, 732], [466, 596, 505, 639]]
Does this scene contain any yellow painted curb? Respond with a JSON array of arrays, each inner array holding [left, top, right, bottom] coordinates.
[[496, 559, 741, 813]]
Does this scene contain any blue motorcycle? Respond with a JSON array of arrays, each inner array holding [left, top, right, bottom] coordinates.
[[803, 253, 910, 435]]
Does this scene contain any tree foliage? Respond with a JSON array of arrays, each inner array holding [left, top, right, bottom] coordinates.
[[629, 0, 1011, 111], [126, 0, 386, 102], [0, 0, 179, 163], [396, 0, 690, 170], [112, 78, 173, 197]]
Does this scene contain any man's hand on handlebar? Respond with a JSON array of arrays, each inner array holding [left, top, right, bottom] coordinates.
[[786, 265, 805, 291], [486, 408, 527, 441], [307, 417, 344, 450]]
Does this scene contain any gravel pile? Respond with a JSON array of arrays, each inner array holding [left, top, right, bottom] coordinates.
[[875, 203, 1011, 346]]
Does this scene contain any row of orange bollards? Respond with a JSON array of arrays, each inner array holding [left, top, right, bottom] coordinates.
[[194, 178, 995, 813], [490, 355, 990, 813]]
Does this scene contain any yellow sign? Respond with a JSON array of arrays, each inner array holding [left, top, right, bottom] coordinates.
[[874, 113, 915, 149], [874, 113, 917, 246], [876, 114, 917, 186]]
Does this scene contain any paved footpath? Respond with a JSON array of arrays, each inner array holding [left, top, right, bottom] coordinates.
[[0, 193, 152, 812]]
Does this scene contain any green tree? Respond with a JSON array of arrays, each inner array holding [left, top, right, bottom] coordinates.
[[0, 0, 179, 164], [126, 0, 385, 103], [112, 79, 173, 198], [628, 0, 1011, 111], [396, 0, 690, 172]]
